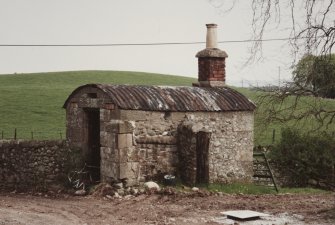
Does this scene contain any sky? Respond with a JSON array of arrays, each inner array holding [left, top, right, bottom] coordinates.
[[0, 0, 300, 86]]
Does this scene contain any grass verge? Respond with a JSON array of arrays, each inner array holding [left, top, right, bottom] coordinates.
[[194, 183, 332, 195]]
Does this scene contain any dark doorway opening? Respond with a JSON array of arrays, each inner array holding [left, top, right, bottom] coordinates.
[[85, 108, 101, 182], [196, 131, 211, 184]]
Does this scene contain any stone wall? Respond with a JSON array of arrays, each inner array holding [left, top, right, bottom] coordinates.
[[99, 109, 182, 185], [182, 112, 254, 184], [177, 112, 254, 184], [99, 109, 254, 186], [0, 140, 77, 190]]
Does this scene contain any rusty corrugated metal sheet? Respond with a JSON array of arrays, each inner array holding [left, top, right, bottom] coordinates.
[[64, 84, 255, 112]]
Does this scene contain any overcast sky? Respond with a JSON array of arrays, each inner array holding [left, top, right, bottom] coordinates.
[[0, 0, 299, 86]]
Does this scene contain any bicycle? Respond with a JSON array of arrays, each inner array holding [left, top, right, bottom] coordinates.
[[67, 163, 95, 190]]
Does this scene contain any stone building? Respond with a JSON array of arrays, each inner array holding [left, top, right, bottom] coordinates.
[[63, 24, 256, 186]]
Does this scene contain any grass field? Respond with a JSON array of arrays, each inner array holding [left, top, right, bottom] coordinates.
[[0, 71, 195, 139], [0, 70, 334, 144]]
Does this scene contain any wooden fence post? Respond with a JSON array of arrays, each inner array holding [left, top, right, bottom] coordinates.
[[31, 131, 34, 140], [272, 129, 276, 144], [14, 128, 17, 140]]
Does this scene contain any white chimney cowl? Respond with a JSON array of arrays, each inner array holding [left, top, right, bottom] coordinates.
[[206, 24, 218, 48]]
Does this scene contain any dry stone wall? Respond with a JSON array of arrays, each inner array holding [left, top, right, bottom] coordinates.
[[0, 140, 76, 190]]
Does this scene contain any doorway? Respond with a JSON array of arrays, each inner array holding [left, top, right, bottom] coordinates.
[[84, 108, 101, 181], [196, 131, 211, 184]]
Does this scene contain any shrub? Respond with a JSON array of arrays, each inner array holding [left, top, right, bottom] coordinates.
[[269, 128, 335, 188]]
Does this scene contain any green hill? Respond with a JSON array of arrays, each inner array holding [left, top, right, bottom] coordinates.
[[0, 71, 195, 139], [0, 70, 334, 144]]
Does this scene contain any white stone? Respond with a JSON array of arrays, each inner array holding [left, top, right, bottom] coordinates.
[[144, 181, 160, 191], [124, 195, 133, 199], [213, 141, 221, 147], [191, 187, 199, 192], [117, 188, 124, 196], [113, 182, 123, 189], [131, 188, 139, 195], [74, 189, 86, 196], [105, 195, 113, 200]]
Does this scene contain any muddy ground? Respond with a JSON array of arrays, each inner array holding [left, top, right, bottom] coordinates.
[[0, 191, 334, 225]]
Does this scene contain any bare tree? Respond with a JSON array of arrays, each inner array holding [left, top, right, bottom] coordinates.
[[249, 0, 335, 59], [208, 0, 335, 59], [208, 0, 335, 130], [249, 0, 335, 130]]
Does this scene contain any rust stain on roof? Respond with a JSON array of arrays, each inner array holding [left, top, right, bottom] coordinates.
[[64, 84, 255, 112]]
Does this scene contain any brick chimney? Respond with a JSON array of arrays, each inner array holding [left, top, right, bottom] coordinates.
[[194, 24, 228, 87]]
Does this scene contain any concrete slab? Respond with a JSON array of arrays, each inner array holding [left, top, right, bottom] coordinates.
[[221, 210, 270, 221]]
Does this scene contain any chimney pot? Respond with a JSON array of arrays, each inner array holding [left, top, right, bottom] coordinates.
[[206, 24, 218, 48]]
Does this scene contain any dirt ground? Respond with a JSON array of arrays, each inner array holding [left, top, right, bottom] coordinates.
[[0, 191, 334, 225]]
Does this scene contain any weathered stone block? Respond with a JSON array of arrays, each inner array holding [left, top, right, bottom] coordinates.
[[147, 112, 165, 121], [135, 135, 177, 145], [100, 132, 116, 148], [100, 109, 112, 122], [101, 160, 119, 181], [119, 147, 138, 163], [105, 120, 121, 133], [100, 147, 118, 162], [119, 121, 136, 133], [117, 133, 133, 149], [110, 109, 121, 120], [170, 112, 186, 121], [119, 162, 139, 180], [78, 98, 102, 108], [120, 110, 147, 121]]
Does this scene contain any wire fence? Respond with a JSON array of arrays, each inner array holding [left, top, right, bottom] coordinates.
[[0, 128, 65, 140], [1, 128, 334, 143]]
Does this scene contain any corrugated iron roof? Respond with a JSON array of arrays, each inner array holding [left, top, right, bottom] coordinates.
[[63, 84, 255, 112]]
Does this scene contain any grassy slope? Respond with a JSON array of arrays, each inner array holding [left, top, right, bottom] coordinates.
[[224, 87, 335, 145], [0, 71, 195, 139], [0, 70, 334, 143]]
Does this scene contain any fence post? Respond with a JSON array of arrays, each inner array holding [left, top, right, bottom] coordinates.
[[31, 131, 34, 140], [14, 128, 17, 140], [272, 129, 276, 144]]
